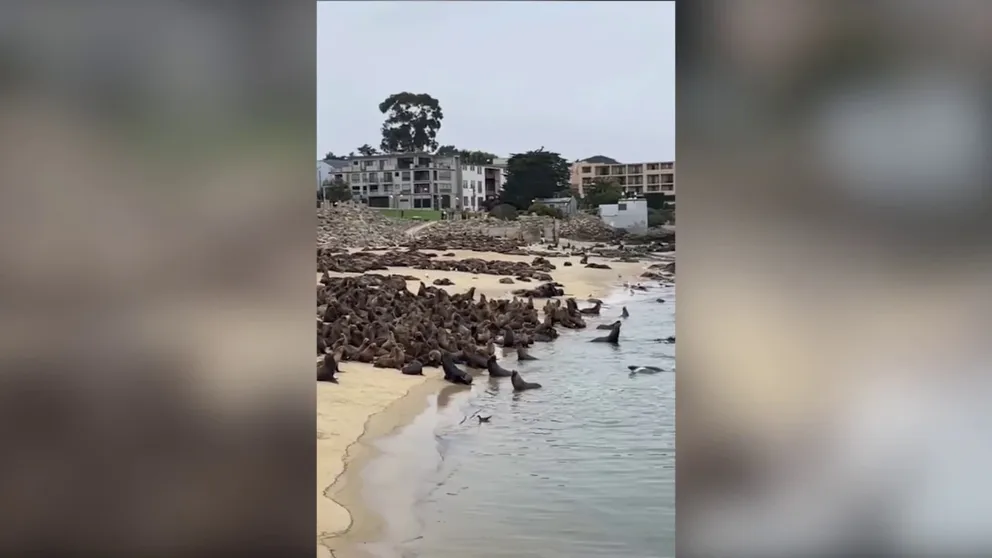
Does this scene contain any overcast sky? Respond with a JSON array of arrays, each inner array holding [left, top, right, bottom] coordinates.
[[317, 1, 674, 163]]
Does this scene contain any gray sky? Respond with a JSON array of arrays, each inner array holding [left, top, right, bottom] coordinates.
[[317, 1, 674, 163]]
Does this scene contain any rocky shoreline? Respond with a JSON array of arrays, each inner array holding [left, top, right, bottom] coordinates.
[[316, 204, 674, 379]]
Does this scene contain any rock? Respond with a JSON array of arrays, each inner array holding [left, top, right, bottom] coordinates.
[[318, 202, 412, 248], [499, 277, 514, 284], [318, 248, 554, 281]]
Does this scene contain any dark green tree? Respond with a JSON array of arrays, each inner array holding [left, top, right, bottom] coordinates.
[[356, 144, 379, 156], [322, 178, 352, 203], [434, 145, 497, 165], [322, 151, 342, 161], [581, 178, 623, 208], [378, 92, 444, 153], [498, 148, 571, 209]]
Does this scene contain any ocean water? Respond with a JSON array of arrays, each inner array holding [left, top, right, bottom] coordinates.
[[358, 285, 675, 558]]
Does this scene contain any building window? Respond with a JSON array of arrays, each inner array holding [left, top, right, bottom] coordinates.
[[581, 177, 592, 185], [581, 166, 592, 173], [463, 196, 469, 206], [618, 203, 627, 211], [646, 163, 660, 171], [462, 180, 468, 188], [401, 171, 411, 181], [662, 185, 673, 192]]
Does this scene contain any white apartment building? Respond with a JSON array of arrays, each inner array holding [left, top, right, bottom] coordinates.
[[324, 153, 463, 210], [460, 163, 505, 211]]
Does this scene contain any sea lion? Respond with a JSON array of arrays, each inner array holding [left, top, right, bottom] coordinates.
[[511, 371, 542, 391], [486, 355, 514, 377], [318, 335, 327, 356], [502, 327, 516, 348], [441, 352, 473, 385], [628, 365, 664, 375], [578, 299, 602, 315], [621, 306, 629, 318], [477, 415, 491, 423], [596, 320, 621, 330], [317, 354, 339, 383], [590, 322, 621, 344], [401, 360, 424, 376], [517, 347, 538, 361], [655, 298, 665, 303]]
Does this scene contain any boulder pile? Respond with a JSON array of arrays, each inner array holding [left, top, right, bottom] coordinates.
[[317, 248, 555, 281], [317, 203, 412, 248]]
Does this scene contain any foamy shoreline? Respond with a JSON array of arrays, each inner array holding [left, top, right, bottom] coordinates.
[[316, 249, 651, 558]]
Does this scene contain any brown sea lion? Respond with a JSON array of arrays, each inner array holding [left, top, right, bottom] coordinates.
[[511, 371, 541, 391], [317, 354, 338, 383]]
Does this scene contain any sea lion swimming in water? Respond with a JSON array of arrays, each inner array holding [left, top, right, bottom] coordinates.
[[317, 354, 339, 383], [486, 354, 514, 377], [517, 347, 538, 361], [596, 320, 622, 331], [628, 365, 664, 375], [621, 306, 629, 318], [590, 322, 621, 344], [401, 360, 424, 376], [510, 371, 542, 391], [441, 352, 473, 385]]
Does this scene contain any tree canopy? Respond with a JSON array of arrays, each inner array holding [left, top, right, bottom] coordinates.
[[322, 151, 341, 161], [356, 144, 379, 156], [321, 178, 352, 203], [499, 148, 571, 210], [581, 178, 623, 208], [580, 155, 620, 165], [378, 92, 444, 153], [436, 145, 497, 165]]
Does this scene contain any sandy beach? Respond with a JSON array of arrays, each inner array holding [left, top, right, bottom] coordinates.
[[316, 248, 648, 557]]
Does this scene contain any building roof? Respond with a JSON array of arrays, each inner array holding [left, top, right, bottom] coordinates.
[[535, 197, 575, 204]]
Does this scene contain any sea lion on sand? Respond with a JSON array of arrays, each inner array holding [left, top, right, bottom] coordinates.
[[596, 320, 621, 330], [441, 353, 473, 385], [401, 360, 424, 376], [318, 335, 327, 356], [621, 306, 629, 318], [317, 354, 339, 383], [590, 322, 621, 344], [486, 355, 514, 377], [511, 371, 542, 391], [628, 365, 664, 375], [517, 347, 538, 361]]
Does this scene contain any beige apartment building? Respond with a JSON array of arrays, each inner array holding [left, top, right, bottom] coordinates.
[[570, 160, 675, 199]]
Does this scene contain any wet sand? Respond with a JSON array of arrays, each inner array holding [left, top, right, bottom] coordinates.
[[316, 249, 648, 558]]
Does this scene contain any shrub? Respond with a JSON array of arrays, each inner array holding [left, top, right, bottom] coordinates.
[[648, 208, 674, 227], [489, 204, 519, 221], [527, 203, 563, 219]]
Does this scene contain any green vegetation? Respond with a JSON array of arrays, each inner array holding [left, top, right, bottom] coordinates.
[[580, 178, 623, 208], [378, 92, 444, 153], [376, 208, 442, 221], [489, 203, 519, 221], [527, 202, 563, 219], [321, 178, 352, 202], [499, 148, 571, 210], [648, 207, 675, 227], [436, 145, 498, 165]]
